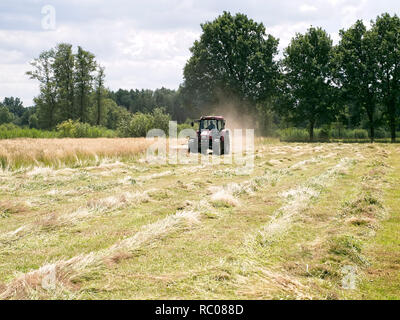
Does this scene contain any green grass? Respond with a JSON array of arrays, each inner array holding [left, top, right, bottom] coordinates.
[[0, 141, 399, 299]]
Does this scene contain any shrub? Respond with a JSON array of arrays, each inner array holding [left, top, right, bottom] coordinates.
[[318, 125, 331, 141], [277, 127, 310, 142], [352, 129, 368, 139], [0, 123, 57, 139], [117, 108, 171, 137], [0, 106, 14, 125], [56, 120, 116, 138]]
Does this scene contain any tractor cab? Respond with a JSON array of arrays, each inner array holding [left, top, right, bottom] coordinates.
[[198, 117, 225, 131], [189, 116, 230, 155]]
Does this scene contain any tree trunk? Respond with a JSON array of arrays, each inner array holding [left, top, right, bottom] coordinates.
[[80, 86, 85, 123], [97, 94, 101, 126], [309, 120, 314, 142], [370, 125, 375, 143], [390, 115, 396, 143], [366, 106, 375, 143], [388, 99, 396, 143]]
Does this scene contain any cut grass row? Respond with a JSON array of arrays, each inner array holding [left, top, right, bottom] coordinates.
[[2, 142, 396, 299], [0, 147, 338, 298]]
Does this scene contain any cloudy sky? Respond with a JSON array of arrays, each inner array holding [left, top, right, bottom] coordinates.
[[0, 0, 398, 106]]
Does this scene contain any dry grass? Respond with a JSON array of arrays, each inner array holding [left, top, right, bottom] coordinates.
[[0, 207, 202, 299], [1, 190, 153, 241], [1, 142, 398, 300], [0, 201, 27, 218], [250, 158, 355, 249], [0, 138, 152, 169]]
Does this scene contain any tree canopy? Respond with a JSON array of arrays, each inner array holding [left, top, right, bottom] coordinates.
[[183, 12, 279, 115]]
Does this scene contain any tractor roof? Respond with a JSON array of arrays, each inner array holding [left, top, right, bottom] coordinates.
[[200, 116, 225, 121]]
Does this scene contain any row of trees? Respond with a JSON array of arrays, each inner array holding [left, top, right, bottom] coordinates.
[[22, 12, 400, 141], [109, 87, 189, 123], [182, 12, 400, 142], [27, 44, 108, 128]]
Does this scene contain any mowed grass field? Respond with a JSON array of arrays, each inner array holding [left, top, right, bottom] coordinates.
[[0, 138, 399, 299]]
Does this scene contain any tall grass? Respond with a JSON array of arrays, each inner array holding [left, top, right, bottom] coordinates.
[[0, 138, 153, 169]]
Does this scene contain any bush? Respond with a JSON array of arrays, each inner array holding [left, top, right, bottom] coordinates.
[[56, 120, 116, 138], [277, 128, 310, 142], [318, 125, 331, 141], [0, 123, 57, 139], [117, 107, 171, 137], [0, 106, 14, 125], [352, 129, 368, 139], [152, 107, 171, 134], [374, 128, 389, 139]]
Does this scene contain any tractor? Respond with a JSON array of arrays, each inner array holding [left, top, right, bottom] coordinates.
[[188, 116, 230, 155]]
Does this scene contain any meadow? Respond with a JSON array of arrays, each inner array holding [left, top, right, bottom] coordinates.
[[0, 138, 399, 299]]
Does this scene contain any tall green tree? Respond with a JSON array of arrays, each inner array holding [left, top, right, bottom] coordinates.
[[183, 11, 279, 114], [370, 13, 400, 143], [0, 106, 14, 124], [94, 64, 106, 125], [2, 97, 25, 118], [334, 20, 380, 142], [53, 43, 75, 121], [282, 27, 334, 141], [27, 49, 58, 128], [75, 46, 96, 123]]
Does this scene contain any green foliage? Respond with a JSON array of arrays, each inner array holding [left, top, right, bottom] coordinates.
[[370, 14, 400, 142], [110, 87, 189, 123], [105, 101, 132, 130], [318, 124, 331, 141], [117, 108, 171, 137], [277, 128, 310, 142], [0, 106, 15, 125], [1, 97, 25, 117], [56, 120, 116, 138], [27, 44, 103, 129], [278, 127, 370, 142], [177, 121, 193, 134], [334, 20, 380, 142], [75, 46, 97, 123], [18, 12, 400, 142], [281, 27, 335, 141], [0, 123, 57, 139], [183, 11, 279, 113]]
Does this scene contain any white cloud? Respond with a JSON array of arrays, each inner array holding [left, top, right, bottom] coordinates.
[[299, 4, 318, 13]]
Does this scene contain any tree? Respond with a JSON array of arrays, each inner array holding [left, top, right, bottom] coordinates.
[[94, 65, 106, 125], [2, 97, 25, 118], [75, 46, 96, 122], [0, 106, 14, 124], [282, 27, 334, 141], [334, 20, 380, 142], [28, 44, 104, 128], [370, 13, 400, 143], [53, 43, 75, 121], [105, 100, 131, 130], [27, 49, 58, 128], [183, 12, 279, 114]]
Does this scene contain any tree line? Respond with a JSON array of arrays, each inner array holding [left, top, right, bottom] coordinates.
[[181, 12, 400, 142], [25, 43, 108, 128], [2, 11, 399, 142]]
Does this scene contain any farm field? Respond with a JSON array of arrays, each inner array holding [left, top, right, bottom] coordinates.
[[0, 138, 399, 299]]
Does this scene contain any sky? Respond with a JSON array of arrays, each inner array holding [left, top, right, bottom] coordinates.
[[0, 0, 399, 106]]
